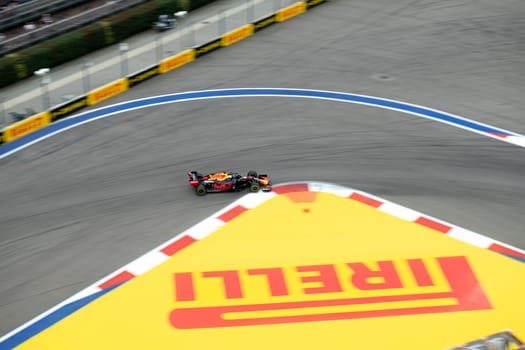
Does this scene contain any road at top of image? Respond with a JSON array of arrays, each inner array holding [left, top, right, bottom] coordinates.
[[0, 0, 282, 127]]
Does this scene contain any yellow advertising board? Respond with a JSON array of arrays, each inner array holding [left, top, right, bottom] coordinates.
[[3, 112, 51, 142], [221, 24, 254, 47], [87, 79, 128, 105], [9, 183, 525, 349], [276, 2, 307, 22], [159, 50, 196, 74]]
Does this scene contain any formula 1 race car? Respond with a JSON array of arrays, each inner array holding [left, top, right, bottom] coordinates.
[[187, 170, 272, 196]]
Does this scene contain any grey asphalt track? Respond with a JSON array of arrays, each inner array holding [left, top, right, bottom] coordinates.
[[1, 0, 524, 340]]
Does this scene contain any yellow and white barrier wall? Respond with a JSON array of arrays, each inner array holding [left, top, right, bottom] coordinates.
[[0, 0, 328, 145]]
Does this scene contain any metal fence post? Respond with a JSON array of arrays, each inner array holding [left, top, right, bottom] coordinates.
[[119, 43, 129, 77], [82, 61, 93, 94], [188, 20, 196, 48], [34, 68, 51, 111], [42, 79, 50, 110], [0, 96, 6, 127], [273, 0, 281, 12], [155, 31, 163, 62], [178, 26, 184, 53], [218, 8, 226, 37], [246, 0, 254, 23], [174, 11, 188, 53]]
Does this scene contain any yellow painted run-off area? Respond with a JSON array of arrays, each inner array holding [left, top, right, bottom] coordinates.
[[15, 186, 525, 349]]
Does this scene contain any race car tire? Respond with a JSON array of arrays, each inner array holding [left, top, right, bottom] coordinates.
[[249, 182, 260, 193], [247, 170, 258, 178], [195, 184, 207, 196]]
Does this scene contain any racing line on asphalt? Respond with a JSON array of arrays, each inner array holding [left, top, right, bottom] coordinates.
[[0, 88, 524, 160]]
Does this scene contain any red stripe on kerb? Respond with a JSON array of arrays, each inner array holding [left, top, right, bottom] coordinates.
[[161, 235, 197, 256], [487, 132, 509, 138], [349, 193, 383, 208], [272, 183, 309, 194], [489, 243, 525, 259], [98, 270, 135, 289], [415, 217, 452, 233], [217, 205, 248, 222]]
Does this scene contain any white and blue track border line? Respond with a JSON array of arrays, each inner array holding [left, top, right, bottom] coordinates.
[[0, 88, 524, 160]]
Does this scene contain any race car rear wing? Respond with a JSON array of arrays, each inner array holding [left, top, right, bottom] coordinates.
[[188, 171, 203, 180], [188, 171, 203, 187]]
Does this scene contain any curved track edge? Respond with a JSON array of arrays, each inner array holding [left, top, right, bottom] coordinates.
[[1, 181, 523, 347], [1, 88, 524, 161]]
